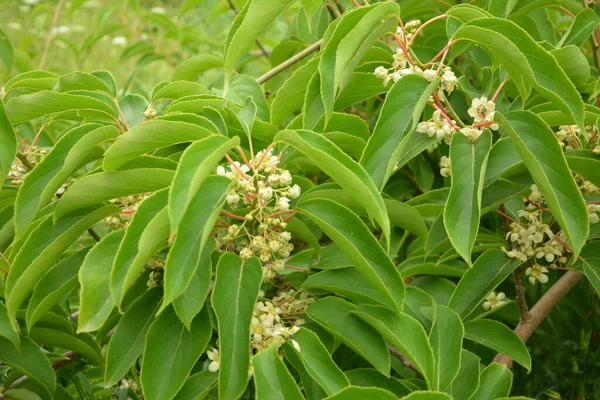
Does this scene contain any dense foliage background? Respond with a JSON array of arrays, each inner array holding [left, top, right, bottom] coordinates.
[[1, 0, 600, 399]]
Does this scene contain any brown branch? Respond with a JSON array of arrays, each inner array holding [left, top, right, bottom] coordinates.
[[256, 40, 323, 84], [493, 271, 584, 367], [388, 345, 421, 375]]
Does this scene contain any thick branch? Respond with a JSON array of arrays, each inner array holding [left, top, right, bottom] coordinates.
[[493, 271, 584, 366], [256, 40, 322, 84]]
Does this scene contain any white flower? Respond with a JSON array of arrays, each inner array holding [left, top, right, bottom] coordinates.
[[150, 6, 166, 14], [207, 348, 220, 372], [374, 66, 388, 80], [280, 171, 292, 186], [468, 96, 495, 123], [227, 193, 240, 207], [440, 156, 451, 177], [393, 49, 407, 68], [441, 70, 458, 93], [280, 231, 292, 242], [216, 166, 226, 176], [423, 69, 438, 82], [526, 265, 549, 285], [392, 72, 402, 83], [482, 292, 506, 310], [239, 247, 254, 260], [528, 184, 543, 204], [258, 187, 273, 201], [288, 184, 301, 199], [460, 127, 482, 142], [278, 197, 290, 211], [112, 36, 127, 46]]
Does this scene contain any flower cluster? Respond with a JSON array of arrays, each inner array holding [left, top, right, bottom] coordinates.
[[7, 148, 45, 185], [104, 193, 150, 228], [575, 174, 599, 196], [145, 258, 164, 288], [482, 291, 507, 310], [588, 204, 600, 224], [215, 148, 300, 281], [398, 20, 421, 43], [554, 125, 581, 151], [417, 110, 454, 143]]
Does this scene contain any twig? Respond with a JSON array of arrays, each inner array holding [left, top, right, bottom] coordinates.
[[388, 345, 421, 374], [39, 0, 66, 69], [88, 228, 101, 242], [16, 153, 35, 171], [493, 271, 584, 366], [256, 40, 323, 84]]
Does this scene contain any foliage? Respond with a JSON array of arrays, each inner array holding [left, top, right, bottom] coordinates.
[[1, 0, 600, 399]]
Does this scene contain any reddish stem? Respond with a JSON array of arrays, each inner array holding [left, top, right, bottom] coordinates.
[[472, 120, 498, 129], [225, 154, 251, 179], [220, 209, 246, 221], [410, 15, 448, 45], [283, 212, 297, 223], [392, 32, 414, 65], [425, 39, 458, 68], [268, 210, 294, 218], [236, 147, 252, 169], [285, 265, 311, 272], [491, 79, 507, 103], [218, 217, 231, 227]]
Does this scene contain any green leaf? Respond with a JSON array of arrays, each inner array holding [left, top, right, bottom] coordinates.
[[558, 8, 600, 48], [119, 93, 149, 128], [399, 393, 453, 400], [0, 27, 14, 72], [448, 249, 519, 319], [450, 350, 480, 400], [3, 389, 43, 400], [344, 369, 412, 398], [308, 297, 390, 375], [566, 150, 600, 187], [497, 111, 589, 257], [352, 305, 435, 388], [5, 205, 118, 330], [550, 46, 590, 87], [0, 99, 17, 182], [360, 75, 439, 189], [174, 371, 218, 400], [0, 304, 19, 347], [103, 120, 214, 171], [15, 124, 120, 238], [285, 327, 349, 395], [5, 91, 116, 124], [303, 268, 390, 306], [54, 71, 113, 93], [224, 0, 293, 84], [470, 363, 512, 400], [277, 129, 390, 241], [212, 254, 263, 400], [326, 386, 397, 400], [172, 54, 223, 81], [152, 81, 210, 102], [54, 168, 174, 220], [297, 198, 404, 311], [141, 306, 212, 400], [334, 72, 388, 109], [302, 71, 325, 129], [443, 130, 492, 265], [301, 0, 322, 27], [26, 248, 89, 331], [253, 344, 305, 400], [104, 287, 162, 387], [78, 230, 124, 333], [454, 18, 585, 128], [174, 238, 217, 329], [484, 137, 522, 188], [162, 176, 232, 311], [0, 336, 55, 395], [464, 319, 531, 371], [111, 189, 170, 308], [29, 328, 102, 364], [227, 74, 270, 122], [429, 306, 463, 391]]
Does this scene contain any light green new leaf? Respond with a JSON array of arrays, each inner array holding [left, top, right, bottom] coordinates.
[[303, 71, 326, 129], [111, 189, 170, 307], [227, 74, 270, 122], [497, 111, 589, 257], [169, 135, 239, 232], [0, 99, 17, 183], [448, 249, 519, 319], [352, 305, 435, 388], [454, 18, 585, 128], [5, 205, 118, 330], [4, 71, 57, 93], [15, 124, 119, 238], [78, 230, 124, 333], [54, 168, 174, 220], [301, 0, 322, 27], [307, 297, 391, 376], [444, 130, 492, 265], [141, 306, 212, 400], [558, 8, 600, 48], [5, 90, 116, 123], [26, 248, 89, 331], [105, 287, 162, 387], [464, 319, 531, 371], [277, 129, 390, 241], [286, 327, 349, 395], [103, 120, 215, 170], [162, 176, 232, 312], [172, 54, 223, 81], [471, 363, 512, 400], [224, 0, 293, 84], [429, 306, 463, 391], [0, 336, 55, 395], [174, 238, 217, 329], [29, 328, 102, 364], [360, 75, 439, 189], [54, 71, 113, 93], [253, 344, 304, 400], [326, 386, 398, 400], [212, 254, 263, 400], [174, 371, 218, 400], [119, 94, 149, 128], [297, 198, 404, 311], [450, 350, 480, 400]]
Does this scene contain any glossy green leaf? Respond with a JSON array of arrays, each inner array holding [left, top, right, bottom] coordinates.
[[103, 120, 214, 170], [454, 18, 584, 128], [54, 168, 173, 220], [429, 306, 463, 390], [253, 344, 304, 400], [307, 297, 390, 375], [0, 336, 55, 395], [174, 371, 218, 400], [464, 319, 531, 371], [172, 54, 223, 81], [497, 111, 589, 257], [297, 198, 404, 311], [444, 130, 492, 265], [558, 8, 599, 48], [212, 254, 263, 400], [4, 71, 57, 93], [286, 327, 349, 395], [471, 363, 512, 400], [484, 137, 522, 188], [54, 71, 113, 93], [152, 81, 210, 102], [352, 305, 435, 388], [162, 176, 231, 311], [141, 306, 212, 400], [0, 99, 17, 182], [450, 349, 480, 400], [169, 135, 238, 231], [449, 249, 519, 319], [78, 230, 124, 333], [344, 369, 412, 398], [566, 150, 600, 187], [26, 248, 89, 331], [29, 328, 102, 364], [360, 75, 439, 189]]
